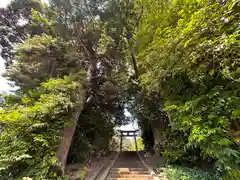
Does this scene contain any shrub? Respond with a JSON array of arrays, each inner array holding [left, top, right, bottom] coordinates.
[[164, 165, 219, 180], [0, 76, 85, 179]]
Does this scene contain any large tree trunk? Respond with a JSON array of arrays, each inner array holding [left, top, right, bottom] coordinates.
[[56, 89, 86, 171], [56, 108, 82, 169], [150, 117, 167, 154], [50, 58, 57, 78], [56, 40, 98, 171]]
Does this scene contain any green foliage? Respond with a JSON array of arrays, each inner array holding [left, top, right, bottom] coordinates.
[[128, 137, 144, 151], [97, 33, 114, 55], [0, 76, 85, 179], [0, 0, 43, 66], [0, 0, 133, 179], [109, 134, 137, 151], [78, 167, 89, 180], [0, 93, 21, 107], [1, 0, 133, 178], [164, 165, 219, 180], [7, 33, 84, 91], [161, 130, 188, 163], [67, 81, 126, 163], [2, 0, 240, 179], [126, 90, 167, 151], [136, 0, 240, 178]]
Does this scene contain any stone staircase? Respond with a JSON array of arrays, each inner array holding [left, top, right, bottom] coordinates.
[[106, 167, 154, 180], [68, 151, 167, 180], [105, 151, 154, 180]]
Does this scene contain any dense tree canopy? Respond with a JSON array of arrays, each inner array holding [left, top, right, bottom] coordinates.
[[0, 0, 239, 179], [135, 0, 240, 178]]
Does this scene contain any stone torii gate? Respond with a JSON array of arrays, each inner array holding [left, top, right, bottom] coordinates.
[[118, 130, 139, 152]]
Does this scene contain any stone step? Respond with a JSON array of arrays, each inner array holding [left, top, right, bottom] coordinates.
[[107, 166, 153, 180], [108, 174, 152, 178], [109, 171, 149, 175], [106, 178, 154, 180], [111, 168, 148, 171], [106, 178, 153, 180]]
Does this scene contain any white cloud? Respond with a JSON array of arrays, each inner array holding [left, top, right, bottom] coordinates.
[[0, 57, 5, 75], [0, 56, 19, 93], [0, 0, 11, 8], [116, 109, 139, 133], [0, 57, 14, 93], [41, 0, 49, 4], [0, 77, 12, 93]]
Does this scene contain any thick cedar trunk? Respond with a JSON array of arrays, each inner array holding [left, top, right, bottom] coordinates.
[[50, 58, 57, 78], [56, 109, 82, 171], [56, 86, 86, 171], [56, 40, 98, 171]]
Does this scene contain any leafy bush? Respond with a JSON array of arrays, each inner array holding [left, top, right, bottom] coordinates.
[[0, 76, 85, 179], [164, 165, 218, 180], [136, 0, 240, 177], [128, 137, 145, 151]]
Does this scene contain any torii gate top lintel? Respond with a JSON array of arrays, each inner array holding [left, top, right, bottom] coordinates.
[[118, 129, 139, 152], [118, 130, 138, 137]]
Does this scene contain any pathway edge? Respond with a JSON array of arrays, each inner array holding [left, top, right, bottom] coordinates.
[[137, 151, 161, 180], [97, 151, 120, 180]]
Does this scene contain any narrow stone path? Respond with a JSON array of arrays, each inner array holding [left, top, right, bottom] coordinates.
[[114, 151, 143, 168], [105, 151, 154, 180], [66, 151, 167, 180]]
